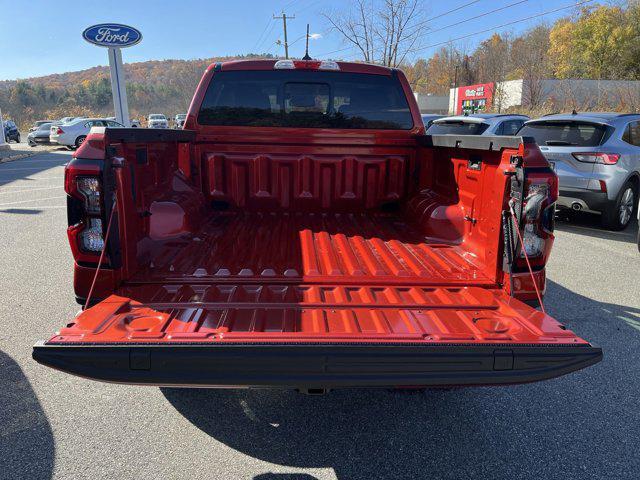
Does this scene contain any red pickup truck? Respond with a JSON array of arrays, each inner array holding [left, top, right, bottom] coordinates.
[[33, 59, 601, 391]]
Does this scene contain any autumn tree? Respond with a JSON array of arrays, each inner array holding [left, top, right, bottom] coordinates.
[[550, 5, 633, 80], [471, 33, 512, 112], [425, 45, 460, 95], [510, 25, 552, 108]]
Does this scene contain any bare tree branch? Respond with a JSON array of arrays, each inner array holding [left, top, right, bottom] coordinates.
[[326, 0, 426, 67]]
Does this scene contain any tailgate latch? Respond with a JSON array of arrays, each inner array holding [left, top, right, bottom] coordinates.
[[493, 349, 514, 371], [129, 348, 151, 370]]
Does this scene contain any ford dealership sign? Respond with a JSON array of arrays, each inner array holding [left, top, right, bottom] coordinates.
[[82, 24, 142, 48]]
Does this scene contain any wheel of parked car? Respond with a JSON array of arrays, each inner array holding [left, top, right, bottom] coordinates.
[[602, 179, 638, 231], [75, 135, 87, 149], [16, 134, 20, 143]]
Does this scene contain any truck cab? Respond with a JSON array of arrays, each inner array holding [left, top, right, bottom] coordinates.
[[33, 59, 601, 390]]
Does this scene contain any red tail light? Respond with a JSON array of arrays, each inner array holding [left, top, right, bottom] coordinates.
[[64, 161, 105, 262], [514, 172, 558, 270], [572, 152, 620, 165], [55, 127, 64, 135]]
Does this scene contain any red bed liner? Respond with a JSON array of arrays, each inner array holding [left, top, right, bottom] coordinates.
[[133, 211, 488, 285]]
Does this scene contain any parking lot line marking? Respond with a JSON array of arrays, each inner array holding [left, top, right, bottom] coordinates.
[[0, 167, 64, 171], [0, 186, 61, 195], [0, 205, 66, 211], [620, 316, 640, 333], [18, 158, 70, 162], [0, 176, 64, 180], [0, 195, 66, 207]]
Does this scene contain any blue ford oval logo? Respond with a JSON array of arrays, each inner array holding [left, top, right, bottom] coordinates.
[[82, 24, 142, 48]]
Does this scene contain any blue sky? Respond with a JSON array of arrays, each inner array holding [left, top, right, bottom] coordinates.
[[0, 0, 597, 81]]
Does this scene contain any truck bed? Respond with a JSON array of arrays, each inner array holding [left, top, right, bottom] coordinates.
[[33, 62, 602, 389], [53, 210, 578, 345], [132, 211, 490, 285]]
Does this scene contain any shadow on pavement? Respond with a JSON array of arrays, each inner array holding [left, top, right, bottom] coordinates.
[[161, 279, 640, 479], [0, 350, 54, 480], [254, 474, 318, 480], [0, 149, 69, 189], [545, 279, 640, 336], [0, 208, 43, 215], [555, 210, 638, 244]]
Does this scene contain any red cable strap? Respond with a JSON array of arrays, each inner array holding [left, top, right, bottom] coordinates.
[[84, 194, 117, 310], [508, 202, 546, 314]]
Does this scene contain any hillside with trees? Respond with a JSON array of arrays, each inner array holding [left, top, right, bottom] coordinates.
[[2, 3, 640, 128], [0, 55, 275, 128]]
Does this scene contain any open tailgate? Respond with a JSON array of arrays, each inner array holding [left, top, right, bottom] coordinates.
[[33, 284, 601, 388]]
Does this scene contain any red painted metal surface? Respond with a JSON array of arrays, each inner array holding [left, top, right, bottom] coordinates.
[[204, 152, 410, 211], [132, 211, 488, 285], [50, 287, 585, 345], [53, 60, 578, 352]]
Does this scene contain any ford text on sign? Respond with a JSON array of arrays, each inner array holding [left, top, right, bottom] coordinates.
[[82, 24, 142, 48]]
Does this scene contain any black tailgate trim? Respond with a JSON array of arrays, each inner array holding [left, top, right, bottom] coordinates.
[[33, 342, 602, 388]]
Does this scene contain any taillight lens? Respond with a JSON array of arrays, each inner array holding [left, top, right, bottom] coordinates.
[[76, 177, 102, 214], [572, 152, 620, 164], [56, 127, 64, 135], [65, 162, 105, 258], [79, 218, 104, 252], [520, 183, 550, 258], [514, 173, 558, 269]]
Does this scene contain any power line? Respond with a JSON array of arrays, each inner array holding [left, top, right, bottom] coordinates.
[[405, 0, 482, 35], [412, 0, 530, 41], [315, 0, 483, 58], [256, 19, 278, 53], [339, 0, 529, 59], [405, 0, 595, 56], [293, 0, 323, 16], [339, 0, 594, 61], [281, 0, 298, 11], [252, 18, 274, 52]]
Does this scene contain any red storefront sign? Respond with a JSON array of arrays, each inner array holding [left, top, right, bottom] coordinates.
[[456, 82, 494, 115]]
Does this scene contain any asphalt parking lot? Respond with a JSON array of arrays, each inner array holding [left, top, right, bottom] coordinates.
[[1, 151, 639, 480]]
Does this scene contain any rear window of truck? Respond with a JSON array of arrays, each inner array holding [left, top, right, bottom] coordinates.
[[426, 121, 489, 135], [197, 70, 414, 130], [517, 121, 608, 146]]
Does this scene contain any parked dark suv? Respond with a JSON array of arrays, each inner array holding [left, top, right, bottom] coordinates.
[[3, 120, 20, 143]]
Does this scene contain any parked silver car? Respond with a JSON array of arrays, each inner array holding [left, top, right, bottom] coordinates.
[[27, 122, 53, 146], [50, 118, 123, 149], [426, 114, 529, 136], [518, 112, 640, 230], [420, 114, 444, 129]]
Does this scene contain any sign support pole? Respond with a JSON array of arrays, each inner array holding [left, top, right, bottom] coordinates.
[[0, 108, 6, 146], [107, 47, 130, 127]]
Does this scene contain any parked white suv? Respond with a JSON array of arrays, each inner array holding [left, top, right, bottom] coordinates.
[[50, 118, 123, 149], [147, 114, 169, 128], [174, 114, 187, 129]]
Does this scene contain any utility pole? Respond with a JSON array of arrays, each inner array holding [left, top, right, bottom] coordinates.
[[273, 11, 295, 59]]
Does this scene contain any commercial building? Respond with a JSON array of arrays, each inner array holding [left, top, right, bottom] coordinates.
[[448, 79, 640, 115], [414, 93, 449, 114]]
